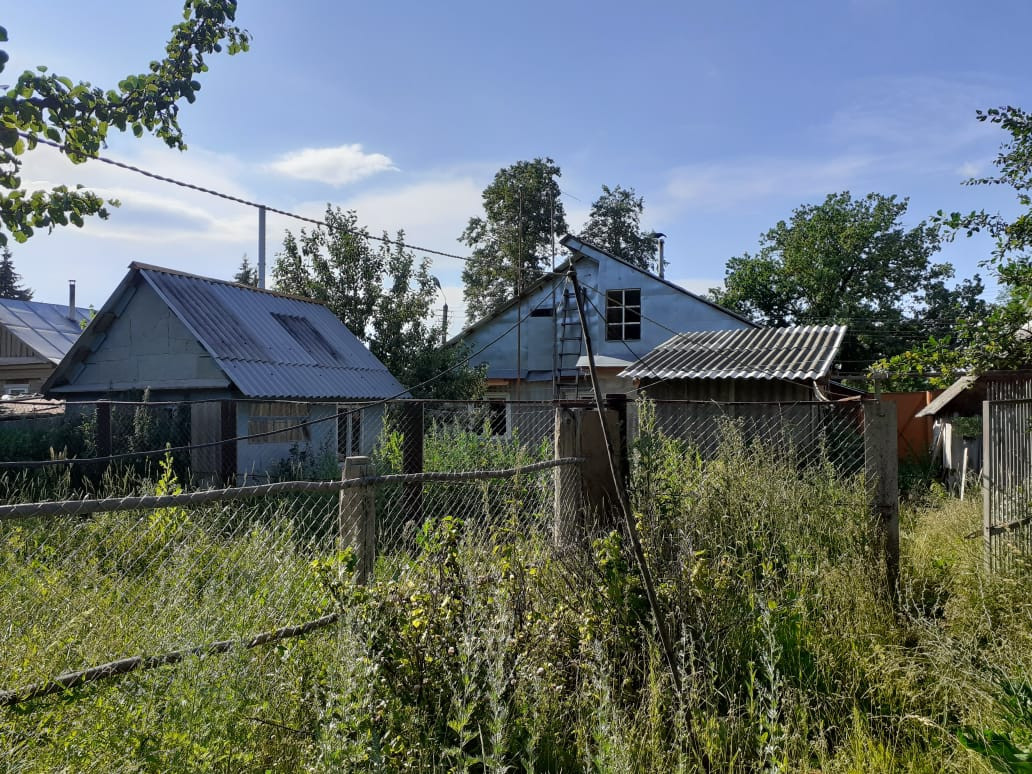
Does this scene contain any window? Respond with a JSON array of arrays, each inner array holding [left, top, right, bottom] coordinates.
[[529, 306, 554, 317], [606, 289, 641, 341], [3, 384, 29, 396], [247, 402, 309, 444], [337, 404, 364, 457]]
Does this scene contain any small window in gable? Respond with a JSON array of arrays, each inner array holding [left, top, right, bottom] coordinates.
[[605, 289, 641, 341]]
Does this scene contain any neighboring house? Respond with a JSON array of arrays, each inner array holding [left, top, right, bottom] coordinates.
[[451, 234, 755, 415], [0, 287, 90, 396], [618, 326, 854, 453], [44, 263, 405, 481], [912, 370, 1032, 490]]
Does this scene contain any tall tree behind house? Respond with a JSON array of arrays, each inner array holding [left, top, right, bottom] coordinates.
[[460, 158, 567, 320], [0, 247, 32, 300]]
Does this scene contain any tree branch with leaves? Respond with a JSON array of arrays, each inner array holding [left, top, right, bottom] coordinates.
[[0, 1, 249, 245]]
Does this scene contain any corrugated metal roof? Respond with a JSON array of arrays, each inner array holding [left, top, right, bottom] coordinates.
[[137, 266, 405, 399], [619, 325, 847, 381], [914, 374, 978, 418], [0, 299, 90, 364]]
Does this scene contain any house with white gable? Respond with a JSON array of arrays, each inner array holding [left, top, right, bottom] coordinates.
[[451, 234, 756, 411]]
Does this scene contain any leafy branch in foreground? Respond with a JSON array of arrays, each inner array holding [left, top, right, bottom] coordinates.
[[0, 1, 249, 245]]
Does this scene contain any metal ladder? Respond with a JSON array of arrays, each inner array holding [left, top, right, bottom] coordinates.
[[554, 283, 583, 399]]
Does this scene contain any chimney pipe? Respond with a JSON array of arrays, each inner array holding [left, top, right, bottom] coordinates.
[[68, 280, 76, 321], [658, 238, 665, 279]]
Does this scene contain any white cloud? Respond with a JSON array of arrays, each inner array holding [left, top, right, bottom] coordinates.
[[267, 144, 397, 186], [663, 155, 874, 211], [956, 161, 982, 178]]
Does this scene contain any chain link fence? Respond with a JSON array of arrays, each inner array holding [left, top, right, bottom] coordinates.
[[632, 398, 867, 476], [0, 394, 888, 768]]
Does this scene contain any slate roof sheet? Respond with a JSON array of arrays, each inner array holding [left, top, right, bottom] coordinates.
[[136, 265, 405, 399], [0, 299, 90, 364], [619, 325, 847, 381]]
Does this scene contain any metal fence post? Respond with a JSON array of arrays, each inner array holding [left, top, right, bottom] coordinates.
[[864, 399, 899, 603], [554, 407, 580, 546], [340, 455, 375, 583]]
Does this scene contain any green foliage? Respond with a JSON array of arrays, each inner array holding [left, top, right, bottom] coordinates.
[[0, 244, 31, 299], [460, 158, 568, 320], [960, 676, 1032, 772], [878, 106, 1032, 386], [274, 206, 484, 399], [0, 2, 249, 245], [712, 191, 988, 375], [4, 415, 1032, 770], [580, 184, 658, 271], [232, 253, 258, 287]]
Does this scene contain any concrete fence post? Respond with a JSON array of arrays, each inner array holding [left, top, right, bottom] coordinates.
[[340, 455, 375, 584], [863, 399, 900, 604], [553, 406, 626, 545], [554, 407, 580, 546]]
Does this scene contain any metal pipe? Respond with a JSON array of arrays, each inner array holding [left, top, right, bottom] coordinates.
[[258, 205, 267, 289]]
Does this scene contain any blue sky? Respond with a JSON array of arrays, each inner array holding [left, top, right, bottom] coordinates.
[[3, 1, 1029, 331]]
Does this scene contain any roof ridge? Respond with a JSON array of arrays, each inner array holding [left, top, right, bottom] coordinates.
[[129, 262, 326, 306]]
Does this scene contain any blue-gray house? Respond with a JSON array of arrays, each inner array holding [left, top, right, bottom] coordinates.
[[0, 291, 91, 396], [451, 234, 755, 405], [44, 263, 405, 481]]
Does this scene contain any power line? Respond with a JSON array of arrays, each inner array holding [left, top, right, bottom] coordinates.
[[20, 132, 474, 264]]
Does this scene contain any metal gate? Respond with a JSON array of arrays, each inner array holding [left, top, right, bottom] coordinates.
[[983, 395, 1032, 571]]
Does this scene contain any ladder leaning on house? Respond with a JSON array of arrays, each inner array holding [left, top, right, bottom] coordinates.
[[554, 284, 583, 400]]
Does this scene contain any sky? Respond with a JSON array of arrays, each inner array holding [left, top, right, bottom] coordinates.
[[3, 1, 1030, 333]]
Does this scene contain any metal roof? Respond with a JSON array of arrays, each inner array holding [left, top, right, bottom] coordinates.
[[47, 264, 406, 400], [136, 266, 406, 400], [0, 299, 90, 364], [619, 325, 847, 381], [914, 374, 978, 418]]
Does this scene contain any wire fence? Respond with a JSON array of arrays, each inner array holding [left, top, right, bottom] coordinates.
[[0, 458, 583, 707], [0, 395, 887, 767], [631, 398, 867, 477]]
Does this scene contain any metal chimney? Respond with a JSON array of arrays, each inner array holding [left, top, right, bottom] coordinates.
[[658, 238, 665, 279], [68, 280, 76, 321]]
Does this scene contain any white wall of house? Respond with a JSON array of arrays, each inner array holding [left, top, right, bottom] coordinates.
[[57, 281, 228, 393], [458, 253, 752, 396], [236, 402, 338, 481]]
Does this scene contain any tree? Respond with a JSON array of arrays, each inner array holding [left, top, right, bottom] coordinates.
[[711, 192, 988, 373], [233, 254, 258, 287], [0, 245, 30, 299], [0, 2, 249, 246], [580, 184, 657, 270], [875, 106, 1032, 385], [274, 206, 484, 399], [460, 158, 567, 320]]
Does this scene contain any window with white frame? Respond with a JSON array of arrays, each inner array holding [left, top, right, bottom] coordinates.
[[337, 404, 364, 457], [605, 289, 641, 341]]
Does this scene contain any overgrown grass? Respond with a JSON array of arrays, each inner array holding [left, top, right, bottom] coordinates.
[[1, 417, 1030, 771]]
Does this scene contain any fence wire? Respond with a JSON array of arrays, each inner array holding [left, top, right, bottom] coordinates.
[[634, 399, 867, 477], [0, 395, 880, 768]]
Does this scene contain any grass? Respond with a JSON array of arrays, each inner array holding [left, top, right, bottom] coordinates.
[[0, 424, 1030, 772]]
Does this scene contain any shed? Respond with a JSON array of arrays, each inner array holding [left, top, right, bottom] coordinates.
[[619, 325, 857, 455], [0, 288, 90, 396], [44, 263, 405, 481]]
